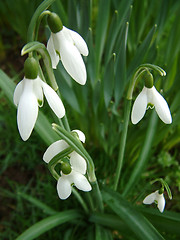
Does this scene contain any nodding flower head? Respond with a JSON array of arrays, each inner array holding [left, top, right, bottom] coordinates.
[[47, 24, 88, 85], [43, 130, 91, 200], [143, 190, 165, 213], [131, 86, 172, 124], [13, 76, 65, 141]]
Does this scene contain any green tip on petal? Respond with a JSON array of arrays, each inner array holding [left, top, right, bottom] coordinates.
[[47, 12, 63, 33], [24, 57, 39, 79]]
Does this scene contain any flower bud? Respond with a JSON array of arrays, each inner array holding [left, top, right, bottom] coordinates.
[[47, 12, 63, 33], [61, 162, 72, 175], [24, 57, 38, 79], [143, 70, 154, 88]]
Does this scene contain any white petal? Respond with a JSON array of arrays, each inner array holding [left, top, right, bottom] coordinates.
[[43, 140, 69, 163], [41, 80, 65, 118], [71, 171, 92, 192], [70, 152, 87, 174], [65, 27, 89, 56], [151, 87, 172, 124], [13, 79, 24, 106], [17, 79, 38, 141], [131, 87, 148, 124], [157, 193, 165, 213], [33, 76, 44, 107], [72, 129, 85, 143], [143, 191, 156, 205], [57, 176, 72, 199], [47, 34, 60, 69], [54, 30, 87, 85]]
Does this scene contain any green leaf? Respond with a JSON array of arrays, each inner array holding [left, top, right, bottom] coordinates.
[[103, 54, 115, 108], [114, 21, 129, 105], [16, 210, 82, 240], [18, 192, 58, 215], [123, 110, 158, 196], [105, 0, 133, 61], [102, 188, 165, 240], [139, 208, 180, 236], [127, 25, 157, 78], [95, 0, 110, 79]]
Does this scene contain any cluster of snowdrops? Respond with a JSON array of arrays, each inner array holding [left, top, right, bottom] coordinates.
[[13, 11, 172, 212]]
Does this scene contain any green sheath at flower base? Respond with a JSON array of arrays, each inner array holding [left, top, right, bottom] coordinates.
[[143, 70, 154, 88], [47, 12, 63, 33], [24, 57, 39, 79]]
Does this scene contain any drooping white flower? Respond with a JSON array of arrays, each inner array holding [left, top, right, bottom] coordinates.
[[43, 130, 92, 200], [47, 26, 89, 85], [131, 86, 172, 124], [13, 76, 65, 141], [143, 190, 165, 213]]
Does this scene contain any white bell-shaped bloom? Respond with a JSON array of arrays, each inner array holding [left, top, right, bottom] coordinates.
[[47, 26, 88, 85], [43, 130, 91, 199], [143, 190, 165, 213], [131, 86, 172, 124], [57, 152, 91, 200], [13, 76, 65, 141]]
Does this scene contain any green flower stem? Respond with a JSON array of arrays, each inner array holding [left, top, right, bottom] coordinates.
[[113, 99, 132, 191], [56, 89, 70, 132], [62, 115, 71, 132], [91, 181, 104, 213], [72, 188, 89, 214], [34, 10, 51, 41], [48, 147, 73, 180], [27, 0, 56, 42], [127, 64, 166, 100], [22, 42, 58, 90], [151, 178, 172, 200]]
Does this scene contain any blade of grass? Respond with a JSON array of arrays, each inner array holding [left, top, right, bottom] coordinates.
[[16, 210, 82, 240], [102, 188, 165, 240], [123, 111, 158, 196]]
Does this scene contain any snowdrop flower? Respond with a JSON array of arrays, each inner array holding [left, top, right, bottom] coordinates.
[[43, 130, 92, 199], [13, 76, 65, 141], [131, 86, 172, 124], [143, 190, 165, 213], [47, 13, 88, 85]]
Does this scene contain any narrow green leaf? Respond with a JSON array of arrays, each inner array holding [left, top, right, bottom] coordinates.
[[18, 192, 58, 215], [103, 54, 115, 108], [102, 188, 165, 240], [139, 208, 180, 236], [114, 21, 129, 105], [16, 210, 82, 240], [79, 0, 92, 37], [105, 0, 133, 61], [127, 25, 157, 78], [123, 110, 158, 196], [95, 0, 110, 79]]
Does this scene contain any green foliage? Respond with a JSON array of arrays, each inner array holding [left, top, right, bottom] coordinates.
[[0, 0, 180, 239]]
